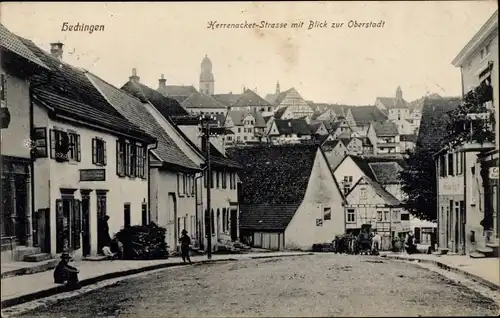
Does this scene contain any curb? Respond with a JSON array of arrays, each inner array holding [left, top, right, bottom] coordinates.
[[1, 253, 311, 309], [383, 255, 500, 291], [250, 252, 314, 260], [1, 260, 59, 280]]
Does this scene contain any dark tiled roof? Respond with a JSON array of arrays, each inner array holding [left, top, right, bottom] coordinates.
[[408, 94, 442, 112], [264, 93, 279, 104], [308, 122, 323, 134], [239, 204, 300, 231], [274, 119, 311, 136], [19, 37, 124, 118], [416, 97, 460, 151], [349, 106, 387, 126], [213, 93, 242, 106], [252, 111, 267, 127], [158, 85, 198, 97], [33, 88, 154, 142], [170, 115, 200, 126], [227, 110, 248, 126], [349, 155, 406, 183], [231, 89, 271, 108], [0, 24, 48, 69], [263, 115, 273, 123], [226, 144, 318, 205], [274, 106, 288, 119], [88, 73, 199, 170], [372, 121, 399, 136], [121, 80, 189, 117], [180, 92, 228, 109], [273, 89, 291, 105], [168, 95, 191, 104], [204, 141, 242, 169], [368, 162, 403, 184], [376, 97, 409, 109], [309, 103, 354, 117], [400, 134, 417, 142]]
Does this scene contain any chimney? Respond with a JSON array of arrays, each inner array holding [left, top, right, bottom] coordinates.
[[276, 81, 280, 94], [50, 42, 64, 60], [158, 74, 166, 89], [129, 68, 140, 83]]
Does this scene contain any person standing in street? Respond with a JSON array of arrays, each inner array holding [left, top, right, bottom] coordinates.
[[98, 215, 112, 254], [179, 229, 192, 264]]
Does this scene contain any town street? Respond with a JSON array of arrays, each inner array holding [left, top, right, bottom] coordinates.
[[18, 254, 499, 317]]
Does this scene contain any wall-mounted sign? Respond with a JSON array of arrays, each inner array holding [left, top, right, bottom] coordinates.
[[79, 169, 106, 182], [490, 167, 499, 179], [316, 219, 323, 226]]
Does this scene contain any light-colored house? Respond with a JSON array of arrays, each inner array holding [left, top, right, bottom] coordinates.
[[267, 118, 312, 144], [21, 39, 157, 260], [308, 121, 329, 137], [400, 134, 417, 152], [329, 118, 352, 139], [375, 86, 411, 121], [392, 119, 415, 135], [230, 89, 273, 114], [227, 110, 258, 144], [272, 87, 314, 119], [341, 137, 364, 155], [367, 121, 401, 155], [91, 72, 203, 254], [182, 92, 228, 116], [1, 24, 50, 262], [344, 176, 407, 250], [311, 108, 337, 121], [450, 9, 498, 250], [346, 106, 387, 137], [227, 144, 345, 250]]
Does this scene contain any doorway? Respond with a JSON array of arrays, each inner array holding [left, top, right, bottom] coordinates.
[[167, 193, 177, 251], [230, 208, 238, 241], [81, 194, 91, 257], [36, 208, 50, 253], [96, 192, 107, 253]]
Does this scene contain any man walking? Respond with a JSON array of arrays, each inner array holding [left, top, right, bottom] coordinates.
[[179, 229, 192, 264]]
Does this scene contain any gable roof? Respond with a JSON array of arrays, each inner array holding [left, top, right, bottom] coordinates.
[[0, 24, 48, 69], [264, 92, 279, 104], [347, 176, 401, 206], [158, 85, 198, 97], [231, 89, 271, 108], [204, 141, 243, 170], [227, 144, 319, 205], [416, 96, 460, 151], [213, 93, 241, 107], [121, 80, 189, 117], [349, 106, 388, 126], [252, 111, 267, 127], [376, 97, 409, 109], [308, 122, 324, 134], [348, 155, 406, 184], [274, 106, 288, 119], [239, 204, 300, 231], [88, 73, 200, 171], [372, 121, 399, 136], [227, 110, 249, 126], [180, 92, 228, 109], [19, 37, 124, 118], [368, 162, 403, 184], [274, 119, 311, 136], [273, 89, 291, 105]]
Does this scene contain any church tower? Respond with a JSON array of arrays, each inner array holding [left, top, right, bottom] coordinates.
[[276, 81, 280, 95], [199, 54, 214, 95], [396, 85, 403, 100]]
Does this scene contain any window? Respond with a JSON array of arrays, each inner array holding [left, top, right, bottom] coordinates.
[[243, 136, 247, 140], [135, 145, 146, 178], [124, 203, 131, 228], [447, 153, 454, 176], [0, 73, 6, 103], [377, 211, 383, 221], [50, 129, 75, 162], [347, 209, 356, 223], [141, 202, 148, 225], [238, 127, 241, 133], [116, 140, 126, 176], [222, 170, 227, 189], [359, 188, 367, 199], [392, 210, 399, 221], [216, 171, 220, 188], [439, 155, 446, 177], [323, 207, 331, 220], [178, 173, 186, 196], [92, 137, 107, 166], [400, 213, 410, 221], [384, 211, 389, 221], [129, 143, 137, 177]]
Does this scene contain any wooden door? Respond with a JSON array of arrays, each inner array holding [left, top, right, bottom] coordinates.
[[230, 208, 238, 241], [37, 208, 51, 253], [82, 197, 91, 256]]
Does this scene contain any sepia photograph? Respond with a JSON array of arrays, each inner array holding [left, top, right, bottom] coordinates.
[[0, 1, 499, 317]]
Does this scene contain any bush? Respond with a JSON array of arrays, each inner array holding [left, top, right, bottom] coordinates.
[[114, 223, 168, 260]]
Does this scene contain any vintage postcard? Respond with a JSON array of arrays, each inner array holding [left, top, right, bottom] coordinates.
[[0, 1, 499, 317]]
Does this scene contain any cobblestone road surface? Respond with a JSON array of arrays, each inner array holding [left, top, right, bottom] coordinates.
[[17, 254, 499, 317]]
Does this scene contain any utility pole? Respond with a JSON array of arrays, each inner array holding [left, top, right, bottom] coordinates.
[[200, 114, 225, 260]]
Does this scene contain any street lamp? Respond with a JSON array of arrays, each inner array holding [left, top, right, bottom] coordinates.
[[199, 114, 226, 260]]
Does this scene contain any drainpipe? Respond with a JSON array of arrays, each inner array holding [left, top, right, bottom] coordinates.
[[194, 167, 207, 248], [147, 139, 158, 224]]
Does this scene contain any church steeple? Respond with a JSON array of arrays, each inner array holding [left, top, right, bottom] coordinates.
[[396, 85, 403, 100], [199, 54, 214, 95], [276, 81, 280, 95]]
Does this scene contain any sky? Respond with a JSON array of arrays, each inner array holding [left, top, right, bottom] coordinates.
[[2, 1, 498, 105]]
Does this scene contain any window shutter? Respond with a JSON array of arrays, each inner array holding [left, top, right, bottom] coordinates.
[[177, 173, 181, 194], [76, 135, 81, 162], [73, 199, 81, 250], [92, 138, 97, 164], [0, 73, 6, 101], [103, 140, 107, 166], [55, 199, 64, 253], [116, 140, 120, 176], [204, 170, 207, 188], [49, 129, 55, 159]]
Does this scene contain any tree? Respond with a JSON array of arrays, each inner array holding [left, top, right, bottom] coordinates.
[[399, 148, 438, 222]]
